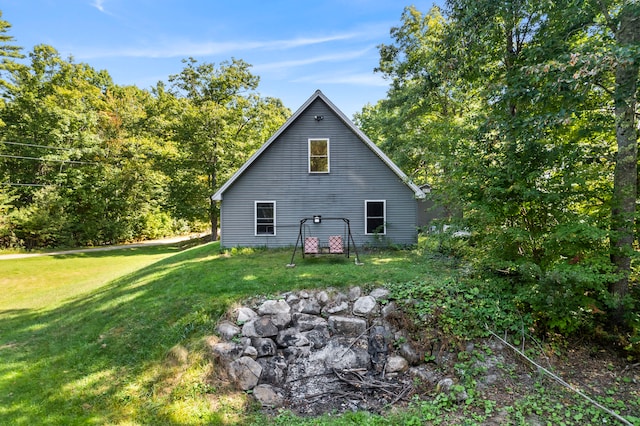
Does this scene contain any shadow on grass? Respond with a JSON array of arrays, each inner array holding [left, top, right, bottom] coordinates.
[[0, 243, 225, 423], [0, 243, 431, 424]]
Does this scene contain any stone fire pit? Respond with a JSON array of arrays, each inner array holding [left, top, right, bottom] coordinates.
[[209, 286, 454, 415]]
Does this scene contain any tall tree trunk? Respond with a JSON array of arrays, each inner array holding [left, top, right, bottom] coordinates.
[[210, 197, 218, 242], [209, 165, 218, 242], [609, 3, 640, 322]]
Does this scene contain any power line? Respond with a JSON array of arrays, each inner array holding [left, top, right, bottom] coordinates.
[[0, 154, 97, 165], [1, 141, 75, 151], [1, 141, 219, 164], [0, 182, 50, 187]]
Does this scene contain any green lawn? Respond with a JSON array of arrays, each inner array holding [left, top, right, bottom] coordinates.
[[3, 242, 635, 425], [0, 246, 185, 312], [0, 242, 441, 425]]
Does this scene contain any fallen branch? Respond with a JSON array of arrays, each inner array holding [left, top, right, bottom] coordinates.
[[333, 368, 413, 399], [486, 325, 633, 426]]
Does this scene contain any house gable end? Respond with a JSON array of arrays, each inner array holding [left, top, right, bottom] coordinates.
[[211, 90, 424, 201]]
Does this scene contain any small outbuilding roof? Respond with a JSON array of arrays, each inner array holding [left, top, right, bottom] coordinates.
[[211, 90, 425, 201]]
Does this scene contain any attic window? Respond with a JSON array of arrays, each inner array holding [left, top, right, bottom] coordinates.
[[309, 139, 329, 173]]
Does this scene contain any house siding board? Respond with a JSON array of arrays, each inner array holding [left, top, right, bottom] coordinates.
[[219, 98, 418, 248]]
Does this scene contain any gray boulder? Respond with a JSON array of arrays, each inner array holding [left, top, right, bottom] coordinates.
[[236, 307, 258, 324], [293, 312, 328, 331], [229, 356, 262, 390], [399, 341, 424, 366], [258, 299, 291, 315], [386, 355, 409, 374], [277, 327, 311, 348], [368, 325, 390, 373], [268, 313, 292, 329], [292, 297, 322, 315], [216, 321, 240, 340], [253, 384, 285, 408], [244, 317, 278, 338], [251, 337, 277, 357], [348, 286, 362, 300], [257, 356, 287, 386], [211, 342, 244, 364], [303, 326, 330, 349], [328, 315, 367, 336], [322, 301, 349, 315], [369, 287, 390, 301], [353, 295, 377, 317]]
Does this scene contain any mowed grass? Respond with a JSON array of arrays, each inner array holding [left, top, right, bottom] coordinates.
[[0, 242, 445, 425], [0, 246, 185, 312]]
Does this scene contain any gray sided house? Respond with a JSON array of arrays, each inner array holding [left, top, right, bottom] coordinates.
[[211, 90, 425, 249]]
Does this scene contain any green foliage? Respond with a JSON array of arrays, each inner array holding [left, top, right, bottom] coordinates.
[[0, 32, 288, 249], [0, 11, 24, 96], [387, 275, 530, 340], [0, 186, 18, 247], [423, 229, 623, 336], [9, 186, 70, 248], [363, 1, 639, 332], [167, 58, 290, 238]]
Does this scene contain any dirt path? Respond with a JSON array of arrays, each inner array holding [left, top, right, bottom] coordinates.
[[0, 234, 210, 260]]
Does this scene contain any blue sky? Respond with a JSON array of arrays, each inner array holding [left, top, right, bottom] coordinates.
[[2, 0, 442, 117]]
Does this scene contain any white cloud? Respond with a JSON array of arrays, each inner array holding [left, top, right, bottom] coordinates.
[[254, 48, 373, 73], [92, 0, 106, 12], [293, 72, 388, 87], [74, 33, 361, 59]]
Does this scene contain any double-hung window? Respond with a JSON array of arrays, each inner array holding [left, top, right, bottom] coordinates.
[[255, 201, 276, 236], [365, 200, 386, 235], [309, 138, 329, 173]]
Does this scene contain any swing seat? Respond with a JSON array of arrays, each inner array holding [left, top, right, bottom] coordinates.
[[329, 235, 343, 254], [304, 237, 319, 254]]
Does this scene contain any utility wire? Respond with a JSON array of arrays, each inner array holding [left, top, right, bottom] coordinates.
[[1, 142, 215, 165], [1, 141, 215, 163], [0, 152, 210, 164], [0, 154, 97, 165], [0, 182, 50, 187], [485, 325, 634, 426], [1, 141, 75, 151]]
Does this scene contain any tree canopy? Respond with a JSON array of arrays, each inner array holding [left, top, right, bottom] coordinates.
[[1, 4, 638, 348], [357, 0, 639, 338], [0, 13, 289, 248]]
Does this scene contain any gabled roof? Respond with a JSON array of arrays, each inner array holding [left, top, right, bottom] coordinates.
[[211, 90, 425, 201]]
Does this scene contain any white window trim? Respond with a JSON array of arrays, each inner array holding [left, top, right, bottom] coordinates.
[[255, 200, 276, 236], [308, 138, 330, 174], [364, 200, 386, 235]]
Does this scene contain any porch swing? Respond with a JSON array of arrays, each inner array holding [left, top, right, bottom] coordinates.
[[286, 216, 362, 267]]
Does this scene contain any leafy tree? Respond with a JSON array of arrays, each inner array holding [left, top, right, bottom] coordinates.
[[511, 0, 640, 323], [604, 2, 640, 318], [0, 10, 24, 97], [1, 45, 107, 205], [356, 5, 476, 220], [0, 185, 17, 247], [0, 14, 292, 248], [168, 58, 289, 240], [368, 1, 640, 332], [1, 44, 178, 247]]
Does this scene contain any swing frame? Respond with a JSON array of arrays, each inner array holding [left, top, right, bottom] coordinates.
[[287, 217, 361, 266]]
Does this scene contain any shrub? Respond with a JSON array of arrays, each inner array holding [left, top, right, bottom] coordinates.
[[140, 210, 174, 240]]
